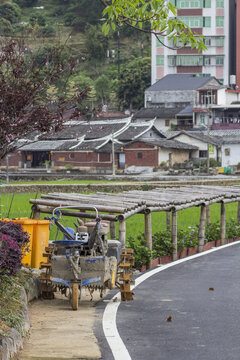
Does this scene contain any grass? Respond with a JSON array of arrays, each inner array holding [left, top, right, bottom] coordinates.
[[0, 180, 131, 185], [0, 193, 238, 241]]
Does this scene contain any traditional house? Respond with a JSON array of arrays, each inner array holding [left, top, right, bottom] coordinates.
[[167, 131, 221, 163]]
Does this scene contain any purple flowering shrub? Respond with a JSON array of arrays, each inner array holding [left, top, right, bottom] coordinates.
[[0, 221, 30, 275]]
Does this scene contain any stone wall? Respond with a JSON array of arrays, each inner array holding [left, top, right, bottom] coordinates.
[[1, 178, 240, 194]]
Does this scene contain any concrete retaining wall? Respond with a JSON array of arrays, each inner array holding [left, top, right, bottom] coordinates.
[[0, 276, 41, 360], [0, 178, 240, 194]]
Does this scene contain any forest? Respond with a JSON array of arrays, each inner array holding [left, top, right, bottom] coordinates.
[[0, 0, 151, 111]]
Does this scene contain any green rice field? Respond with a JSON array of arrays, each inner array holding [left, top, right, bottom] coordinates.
[[0, 192, 238, 241]]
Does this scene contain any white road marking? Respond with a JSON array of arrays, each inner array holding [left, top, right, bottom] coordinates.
[[102, 240, 240, 360]]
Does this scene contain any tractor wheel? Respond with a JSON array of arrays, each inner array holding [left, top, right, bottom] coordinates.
[[109, 261, 118, 290], [72, 283, 79, 310]]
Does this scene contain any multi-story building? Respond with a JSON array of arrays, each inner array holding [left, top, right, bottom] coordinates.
[[151, 0, 240, 88]]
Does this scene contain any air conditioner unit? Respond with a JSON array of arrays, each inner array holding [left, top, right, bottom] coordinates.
[[230, 75, 236, 85]]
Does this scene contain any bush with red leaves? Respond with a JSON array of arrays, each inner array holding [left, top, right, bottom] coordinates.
[[0, 221, 30, 275]]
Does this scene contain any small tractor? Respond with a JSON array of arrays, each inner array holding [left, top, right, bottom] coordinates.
[[40, 206, 122, 310]]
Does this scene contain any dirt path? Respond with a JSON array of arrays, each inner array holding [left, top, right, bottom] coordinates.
[[19, 290, 102, 360]]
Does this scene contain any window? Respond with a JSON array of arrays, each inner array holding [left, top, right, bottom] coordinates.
[[203, 0, 211, 7], [178, 16, 211, 27], [156, 55, 164, 66], [216, 36, 224, 46], [168, 55, 176, 66], [200, 91, 216, 105], [204, 37, 211, 46], [200, 114, 205, 124], [218, 78, 224, 84], [156, 36, 164, 47], [199, 150, 208, 157], [176, 55, 203, 66], [216, 16, 224, 27], [224, 148, 230, 156], [203, 17, 211, 27], [216, 55, 224, 65], [216, 0, 224, 7], [138, 152, 142, 158], [177, 0, 203, 8], [204, 56, 211, 65], [165, 119, 170, 126], [69, 153, 75, 159]]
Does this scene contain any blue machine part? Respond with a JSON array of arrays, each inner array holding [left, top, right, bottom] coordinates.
[[52, 277, 101, 287], [82, 277, 102, 286], [85, 257, 104, 263], [62, 227, 75, 240], [52, 240, 84, 247], [53, 278, 70, 287]]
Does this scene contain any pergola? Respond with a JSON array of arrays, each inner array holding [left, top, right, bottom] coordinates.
[[30, 185, 240, 268]]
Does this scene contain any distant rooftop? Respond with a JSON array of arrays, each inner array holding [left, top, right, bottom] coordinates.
[[146, 74, 217, 92]]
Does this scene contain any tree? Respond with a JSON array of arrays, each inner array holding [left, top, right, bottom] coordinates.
[[0, 2, 21, 23], [0, 40, 88, 160], [84, 25, 109, 61], [95, 74, 111, 104], [117, 57, 151, 110], [101, 0, 207, 51]]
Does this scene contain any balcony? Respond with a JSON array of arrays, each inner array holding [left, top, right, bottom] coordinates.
[[211, 117, 240, 130]]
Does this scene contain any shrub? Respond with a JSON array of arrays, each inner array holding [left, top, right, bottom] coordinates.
[[40, 25, 55, 38], [30, 14, 46, 26], [0, 17, 13, 35], [0, 2, 21, 23], [0, 221, 30, 275], [127, 234, 156, 268]]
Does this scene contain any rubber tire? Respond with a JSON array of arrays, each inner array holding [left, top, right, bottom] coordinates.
[[72, 283, 79, 311]]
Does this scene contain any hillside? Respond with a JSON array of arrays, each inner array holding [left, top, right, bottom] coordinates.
[[0, 0, 151, 110]]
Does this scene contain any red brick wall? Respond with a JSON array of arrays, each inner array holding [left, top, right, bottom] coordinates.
[[124, 142, 158, 167], [52, 151, 113, 169], [0, 152, 21, 168]]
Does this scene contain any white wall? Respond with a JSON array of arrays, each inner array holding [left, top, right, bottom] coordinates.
[[172, 134, 217, 159], [222, 144, 240, 166]]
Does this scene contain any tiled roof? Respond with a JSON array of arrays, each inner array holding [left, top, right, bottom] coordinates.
[[176, 105, 193, 116], [168, 131, 221, 145], [41, 118, 131, 140], [133, 107, 181, 120], [118, 120, 165, 141], [19, 140, 79, 151], [125, 138, 198, 150], [145, 74, 216, 91]]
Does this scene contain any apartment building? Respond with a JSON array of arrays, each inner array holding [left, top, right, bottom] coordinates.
[[151, 0, 239, 88]]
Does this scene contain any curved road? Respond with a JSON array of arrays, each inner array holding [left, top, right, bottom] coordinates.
[[98, 242, 240, 360]]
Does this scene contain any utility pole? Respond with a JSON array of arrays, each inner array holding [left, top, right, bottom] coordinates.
[[112, 132, 115, 176], [117, 31, 120, 80]]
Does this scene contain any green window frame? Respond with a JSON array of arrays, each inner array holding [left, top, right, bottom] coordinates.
[[176, 0, 203, 7], [203, 0, 211, 7], [216, 36, 224, 46], [216, 16, 224, 27], [179, 16, 203, 27], [216, 55, 224, 65], [204, 56, 211, 65], [176, 55, 203, 66], [200, 114, 205, 124], [156, 55, 164, 66], [156, 36, 164, 47], [204, 37, 211, 46], [168, 55, 176, 66], [216, 0, 224, 7], [204, 17, 211, 27]]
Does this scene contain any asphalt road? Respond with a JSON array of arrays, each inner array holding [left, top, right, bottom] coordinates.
[[97, 243, 240, 360]]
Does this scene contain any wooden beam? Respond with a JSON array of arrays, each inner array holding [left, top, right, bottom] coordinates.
[[31, 204, 40, 219], [238, 201, 240, 225], [110, 221, 116, 239], [198, 205, 206, 253], [119, 220, 126, 247], [172, 210, 178, 261], [145, 212, 152, 269], [206, 205, 211, 224], [166, 211, 171, 232], [220, 202, 226, 245]]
